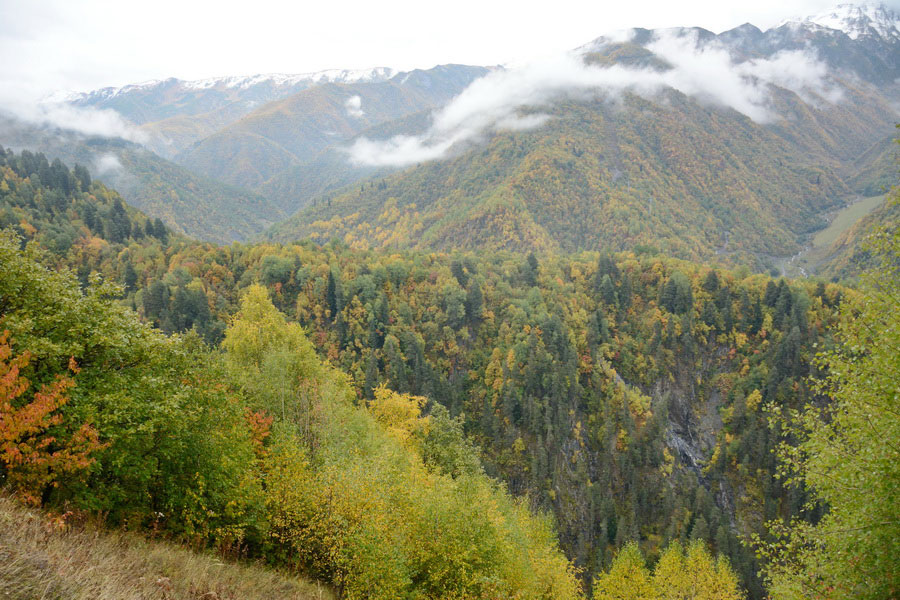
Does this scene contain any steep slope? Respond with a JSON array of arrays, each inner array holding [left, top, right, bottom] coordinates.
[[266, 8, 899, 269], [817, 192, 899, 279], [0, 145, 175, 248], [0, 116, 282, 242], [847, 132, 899, 195], [266, 83, 894, 267], [175, 65, 490, 192]]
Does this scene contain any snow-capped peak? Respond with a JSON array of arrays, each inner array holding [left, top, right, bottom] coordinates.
[[780, 3, 899, 40], [181, 67, 397, 91], [62, 68, 398, 103]]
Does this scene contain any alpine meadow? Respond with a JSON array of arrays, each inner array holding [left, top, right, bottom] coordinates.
[[0, 2, 898, 599]]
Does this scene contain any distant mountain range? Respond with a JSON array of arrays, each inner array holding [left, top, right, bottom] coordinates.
[[1, 2, 896, 268], [60, 66, 402, 153], [174, 66, 491, 202], [1, 65, 489, 240]]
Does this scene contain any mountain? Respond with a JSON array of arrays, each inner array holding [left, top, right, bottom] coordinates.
[[799, 2, 900, 41], [62, 67, 399, 157], [4, 6, 898, 599], [265, 7, 898, 271], [0, 115, 283, 243], [61, 64, 490, 217], [65, 65, 489, 167], [173, 65, 491, 206]]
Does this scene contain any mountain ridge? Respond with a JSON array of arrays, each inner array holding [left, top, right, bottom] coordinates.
[[9, 2, 898, 260], [264, 17, 898, 271]]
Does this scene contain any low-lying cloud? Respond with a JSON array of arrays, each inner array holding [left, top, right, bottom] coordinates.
[[94, 153, 123, 174], [645, 33, 842, 119], [31, 102, 147, 143], [347, 30, 841, 167], [345, 95, 364, 118], [0, 81, 147, 143]]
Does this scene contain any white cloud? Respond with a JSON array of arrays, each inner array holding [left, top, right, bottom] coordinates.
[[739, 49, 844, 104], [94, 153, 123, 174], [347, 30, 840, 167], [40, 103, 147, 142], [0, 79, 148, 142], [349, 135, 457, 167], [645, 32, 842, 119], [345, 95, 364, 118]]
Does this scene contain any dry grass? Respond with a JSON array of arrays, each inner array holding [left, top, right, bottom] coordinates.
[[0, 496, 332, 600]]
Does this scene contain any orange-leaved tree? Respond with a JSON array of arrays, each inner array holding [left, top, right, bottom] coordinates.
[[0, 330, 104, 505]]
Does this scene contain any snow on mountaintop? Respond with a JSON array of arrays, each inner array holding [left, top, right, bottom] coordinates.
[[182, 67, 397, 90], [62, 67, 398, 103], [49, 79, 171, 103], [780, 3, 899, 40]]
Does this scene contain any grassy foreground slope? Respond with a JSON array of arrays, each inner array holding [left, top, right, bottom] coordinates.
[[0, 497, 331, 600]]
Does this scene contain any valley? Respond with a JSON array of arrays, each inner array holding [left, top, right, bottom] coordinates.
[[778, 193, 888, 277], [1, 2, 898, 599]]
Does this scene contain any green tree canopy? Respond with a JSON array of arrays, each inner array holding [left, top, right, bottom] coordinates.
[[758, 195, 900, 600]]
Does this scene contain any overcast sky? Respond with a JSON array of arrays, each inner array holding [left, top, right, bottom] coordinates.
[[1, 0, 896, 96]]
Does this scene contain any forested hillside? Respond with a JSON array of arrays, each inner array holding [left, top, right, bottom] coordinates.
[[1, 120, 897, 600], [0, 119, 283, 243], [0, 214, 583, 599], [3, 147, 874, 597], [0, 147, 175, 255], [268, 80, 894, 271]]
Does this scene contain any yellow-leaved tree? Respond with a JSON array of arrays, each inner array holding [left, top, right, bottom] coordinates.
[[221, 284, 585, 600], [594, 540, 743, 600]]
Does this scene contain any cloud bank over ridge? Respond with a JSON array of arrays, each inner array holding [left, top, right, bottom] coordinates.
[[347, 31, 842, 167], [0, 78, 147, 143]]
